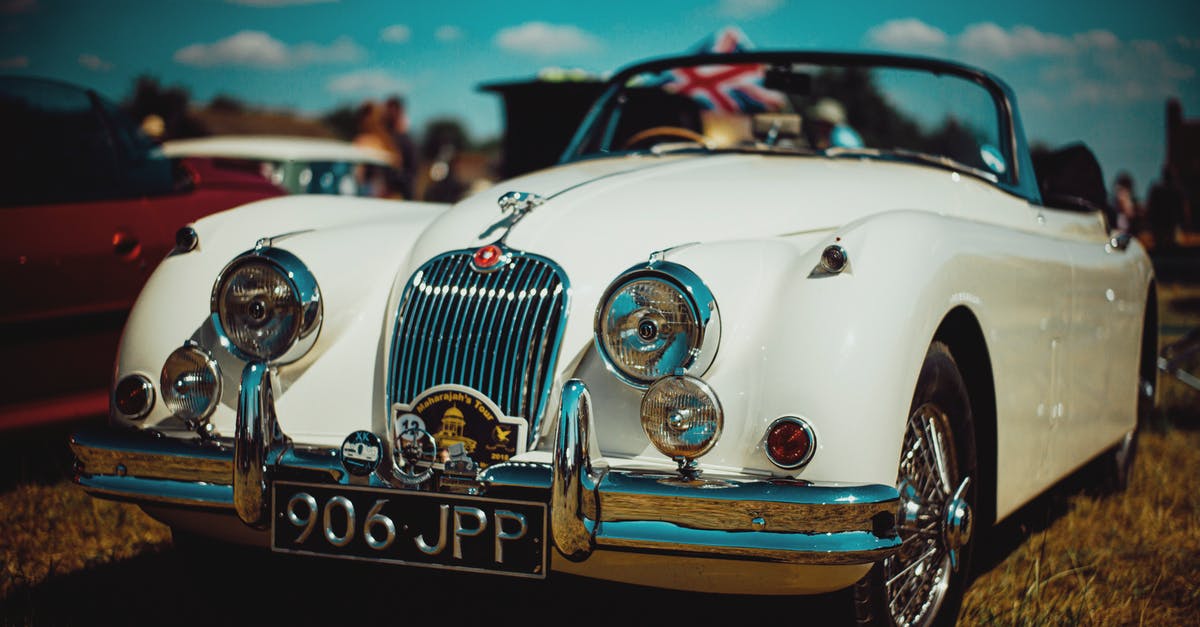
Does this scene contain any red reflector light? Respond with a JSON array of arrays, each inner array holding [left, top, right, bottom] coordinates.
[[473, 244, 503, 269], [766, 417, 815, 469]]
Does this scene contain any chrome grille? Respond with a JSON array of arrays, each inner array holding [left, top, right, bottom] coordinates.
[[387, 250, 569, 443]]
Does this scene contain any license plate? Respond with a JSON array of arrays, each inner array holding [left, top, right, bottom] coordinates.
[[271, 481, 547, 578]]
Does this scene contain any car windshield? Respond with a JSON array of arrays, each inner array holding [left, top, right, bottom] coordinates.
[[565, 53, 1011, 183]]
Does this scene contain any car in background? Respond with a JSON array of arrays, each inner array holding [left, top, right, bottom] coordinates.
[[70, 50, 1155, 626], [162, 135, 399, 197], [0, 75, 283, 430]]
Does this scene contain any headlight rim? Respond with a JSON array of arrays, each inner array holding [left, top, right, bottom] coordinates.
[[159, 341, 222, 424], [593, 261, 720, 389], [640, 373, 725, 462], [210, 246, 322, 365]]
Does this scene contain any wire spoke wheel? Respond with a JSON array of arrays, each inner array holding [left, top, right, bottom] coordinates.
[[855, 341, 975, 627], [884, 403, 958, 627]]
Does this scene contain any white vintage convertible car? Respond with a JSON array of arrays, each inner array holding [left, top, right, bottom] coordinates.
[[72, 51, 1156, 626]]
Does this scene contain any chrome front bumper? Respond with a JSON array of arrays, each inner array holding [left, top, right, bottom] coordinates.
[[72, 370, 901, 573]]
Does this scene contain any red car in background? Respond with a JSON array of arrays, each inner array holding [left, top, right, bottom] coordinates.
[[0, 76, 282, 430]]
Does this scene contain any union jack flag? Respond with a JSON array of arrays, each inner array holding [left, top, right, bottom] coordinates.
[[657, 27, 784, 113]]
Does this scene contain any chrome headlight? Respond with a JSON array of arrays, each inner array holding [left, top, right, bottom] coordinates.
[[212, 247, 321, 364], [161, 343, 221, 423], [641, 374, 723, 461], [594, 261, 719, 388]]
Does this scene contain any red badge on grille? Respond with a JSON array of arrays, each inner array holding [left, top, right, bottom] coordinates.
[[473, 244, 504, 270]]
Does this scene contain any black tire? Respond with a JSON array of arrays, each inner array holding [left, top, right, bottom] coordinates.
[[855, 341, 978, 627]]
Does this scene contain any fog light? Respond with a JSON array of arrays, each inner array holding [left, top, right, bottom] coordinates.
[[765, 416, 816, 469], [161, 344, 221, 424], [641, 375, 723, 463], [113, 374, 154, 420]]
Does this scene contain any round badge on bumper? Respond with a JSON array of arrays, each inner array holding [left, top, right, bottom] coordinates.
[[340, 430, 383, 476]]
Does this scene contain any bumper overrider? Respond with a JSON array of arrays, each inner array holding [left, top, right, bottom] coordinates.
[[72, 367, 901, 592]]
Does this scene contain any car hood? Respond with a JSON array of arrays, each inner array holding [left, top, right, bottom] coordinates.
[[411, 153, 970, 272]]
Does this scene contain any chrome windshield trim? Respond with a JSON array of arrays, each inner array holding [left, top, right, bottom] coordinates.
[[560, 49, 1041, 204]]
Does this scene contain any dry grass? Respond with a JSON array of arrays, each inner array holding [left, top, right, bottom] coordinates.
[[0, 483, 170, 598], [959, 430, 1200, 626]]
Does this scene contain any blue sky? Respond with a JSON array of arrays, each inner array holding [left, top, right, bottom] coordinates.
[[3, 0, 1199, 197]]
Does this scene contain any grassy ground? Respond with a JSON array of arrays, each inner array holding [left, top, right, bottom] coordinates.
[[2, 281, 1198, 625]]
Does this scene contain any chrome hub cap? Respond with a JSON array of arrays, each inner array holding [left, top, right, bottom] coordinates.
[[884, 402, 962, 627]]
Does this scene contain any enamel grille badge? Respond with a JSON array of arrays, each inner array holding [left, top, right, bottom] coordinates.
[[391, 385, 527, 481], [472, 244, 507, 271]]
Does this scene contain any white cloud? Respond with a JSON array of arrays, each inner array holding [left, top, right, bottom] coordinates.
[[865, 19, 1194, 110], [435, 25, 463, 42], [225, 0, 337, 6], [865, 18, 947, 50], [494, 22, 600, 56], [958, 23, 1073, 58], [174, 31, 363, 68], [716, 0, 782, 19], [1028, 33, 1194, 106], [78, 53, 113, 71], [0, 55, 29, 68], [380, 24, 410, 43], [327, 69, 409, 95], [1074, 29, 1119, 50]]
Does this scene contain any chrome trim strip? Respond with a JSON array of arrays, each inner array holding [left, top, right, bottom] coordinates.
[[595, 523, 899, 565], [70, 425, 235, 484], [78, 474, 233, 508]]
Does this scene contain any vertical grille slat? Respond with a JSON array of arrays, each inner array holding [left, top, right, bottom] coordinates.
[[387, 250, 569, 443]]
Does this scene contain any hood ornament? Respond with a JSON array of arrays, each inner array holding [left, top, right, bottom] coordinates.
[[479, 191, 545, 241]]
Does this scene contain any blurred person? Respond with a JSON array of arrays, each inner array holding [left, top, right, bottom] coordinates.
[[1109, 171, 1141, 234], [806, 98, 862, 150], [351, 101, 404, 198], [384, 96, 418, 200]]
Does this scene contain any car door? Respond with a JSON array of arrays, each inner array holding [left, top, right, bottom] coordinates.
[[1066, 213, 1145, 467]]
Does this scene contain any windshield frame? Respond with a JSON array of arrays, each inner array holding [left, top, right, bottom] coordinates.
[[559, 50, 1041, 204]]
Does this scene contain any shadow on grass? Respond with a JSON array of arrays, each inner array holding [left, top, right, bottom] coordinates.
[[2, 542, 851, 627]]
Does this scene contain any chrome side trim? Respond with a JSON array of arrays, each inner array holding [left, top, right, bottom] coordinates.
[[78, 474, 233, 508], [70, 426, 236, 485], [550, 380, 605, 561], [596, 523, 897, 565]]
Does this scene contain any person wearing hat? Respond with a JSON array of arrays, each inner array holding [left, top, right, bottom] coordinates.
[[808, 97, 863, 150]]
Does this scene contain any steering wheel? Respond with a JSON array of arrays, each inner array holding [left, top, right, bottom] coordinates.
[[622, 126, 707, 150]]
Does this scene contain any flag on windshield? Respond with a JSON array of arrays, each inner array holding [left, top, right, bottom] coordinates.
[[661, 26, 784, 113]]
